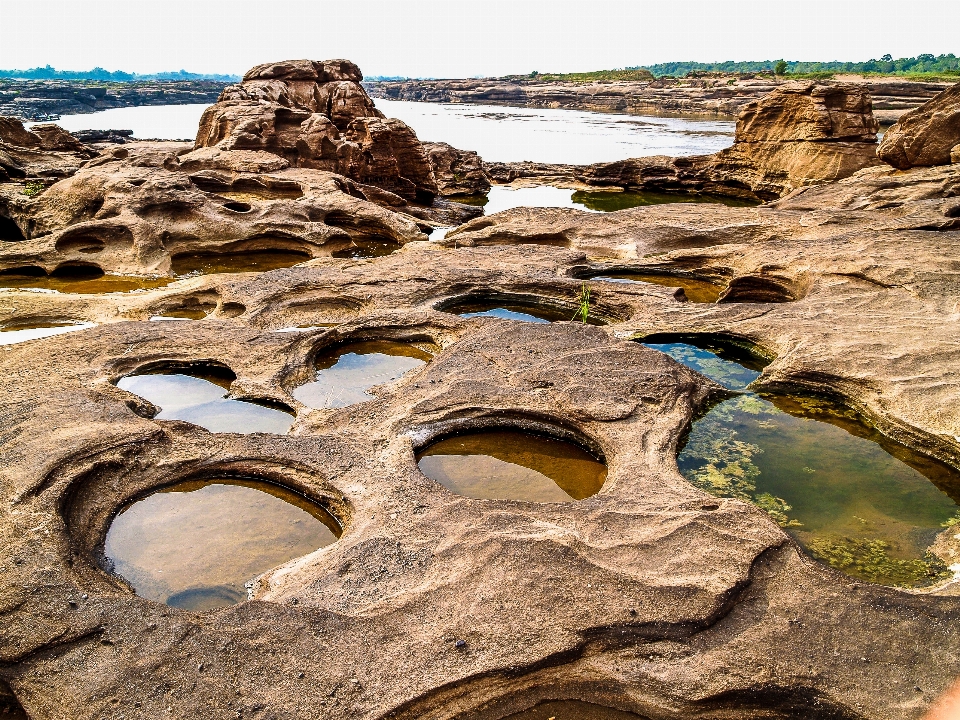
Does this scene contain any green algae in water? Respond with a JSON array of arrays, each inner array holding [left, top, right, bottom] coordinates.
[[648, 339, 960, 587]]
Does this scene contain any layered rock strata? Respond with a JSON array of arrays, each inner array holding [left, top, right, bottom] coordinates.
[[879, 81, 960, 169], [367, 75, 952, 123], [194, 59, 438, 202]]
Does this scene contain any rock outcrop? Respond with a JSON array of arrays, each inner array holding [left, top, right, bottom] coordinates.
[[422, 142, 491, 196], [193, 59, 438, 201], [0, 116, 95, 181], [367, 74, 952, 123], [878, 81, 960, 169]]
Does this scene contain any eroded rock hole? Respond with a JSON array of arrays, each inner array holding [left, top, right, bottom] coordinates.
[[104, 479, 340, 610], [587, 270, 725, 303], [51, 263, 105, 280], [0, 215, 26, 242], [645, 335, 960, 588], [417, 429, 607, 502], [329, 236, 403, 259], [223, 201, 253, 213], [293, 340, 432, 409], [500, 700, 643, 720], [439, 293, 608, 325], [117, 365, 294, 434]]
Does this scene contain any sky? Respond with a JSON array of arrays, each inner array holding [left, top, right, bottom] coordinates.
[[1, 0, 957, 78]]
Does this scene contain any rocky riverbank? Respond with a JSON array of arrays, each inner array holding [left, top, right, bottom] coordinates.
[[366, 74, 952, 125], [0, 59, 959, 720], [0, 79, 231, 121]]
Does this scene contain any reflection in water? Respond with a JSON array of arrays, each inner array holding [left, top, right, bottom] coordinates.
[[502, 700, 644, 720], [572, 189, 758, 211], [417, 430, 607, 502], [294, 340, 431, 409], [171, 250, 311, 276], [0, 269, 171, 294], [118, 372, 294, 434], [0, 320, 96, 345], [330, 237, 403, 259], [592, 273, 723, 303], [104, 480, 339, 609], [647, 339, 960, 587], [451, 298, 605, 325]]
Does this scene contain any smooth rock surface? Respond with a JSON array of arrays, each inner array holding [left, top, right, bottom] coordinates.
[[879, 81, 960, 169]]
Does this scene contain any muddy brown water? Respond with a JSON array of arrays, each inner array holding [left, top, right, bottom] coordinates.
[[591, 272, 723, 303], [104, 479, 340, 610], [293, 340, 431, 409], [329, 237, 404, 259], [500, 700, 644, 720], [117, 371, 294, 434], [645, 338, 960, 588], [170, 249, 312, 276], [417, 429, 607, 502], [0, 266, 172, 294]]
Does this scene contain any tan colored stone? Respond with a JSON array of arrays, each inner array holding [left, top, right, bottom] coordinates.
[[879, 81, 960, 169]]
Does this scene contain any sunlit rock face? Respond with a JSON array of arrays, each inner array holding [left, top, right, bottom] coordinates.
[[879, 81, 960, 169], [191, 58, 438, 201]]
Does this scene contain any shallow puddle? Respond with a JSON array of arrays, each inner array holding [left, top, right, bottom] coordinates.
[[591, 272, 723, 303], [0, 267, 171, 294], [448, 298, 605, 325], [293, 340, 431, 409], [571, 189, 759, 212], [170, 249, 311, 276], [0, 320, 96, 345], [501, 700, 644, 720], [118, 370, 294, 434], [330, 237, 403, 259], [646, 337, 960, 587], [104, 479, 339, 609], [417, 430, 607, 502]]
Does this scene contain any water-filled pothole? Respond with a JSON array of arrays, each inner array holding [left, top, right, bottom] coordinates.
[[0, 266, 172, 294], [329, 237, 403, 259], [417, 429, 607, 502], [645, 335, 960, 588], [104, 479, 340, 610], [117, 366, 294, 434], [588, 271, 724, 303], [0, 319, 96, 345], [293, 340, 432, 409], [170, 249, 312, 276], [501, 700, 644, 720], [440, 294, 607, 325], [571, 189, 759, 212]]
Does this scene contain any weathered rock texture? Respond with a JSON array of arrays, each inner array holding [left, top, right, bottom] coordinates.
[[194, 59, 438, 201], [879, 81, 960, 169], [367, 74, 952, 123], [1, 60, 960, 720], [0, 117, 95, 181], [422, 142, 491, 196]]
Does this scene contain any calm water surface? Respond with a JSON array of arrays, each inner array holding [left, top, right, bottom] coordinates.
[[418, 430, 607, 502], [105, 479, 339, 609], [646, 339, 960, 587], [41, 100, 733, 164]]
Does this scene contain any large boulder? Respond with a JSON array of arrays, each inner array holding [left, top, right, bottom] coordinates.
[[423, 141, 491, 196], [878, 81, 960, 169], [193, 59, 438, 201], [0, 116, 95, 179]]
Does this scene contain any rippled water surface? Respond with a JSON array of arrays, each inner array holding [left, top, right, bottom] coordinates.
[[105, 480, 339, 609], [646, 339, 960, 587], [418, 430, 607, 502]]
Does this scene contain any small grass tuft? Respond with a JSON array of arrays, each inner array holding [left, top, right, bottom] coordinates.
[[572, 283, 590, 323], [22, 180, 45, 197]]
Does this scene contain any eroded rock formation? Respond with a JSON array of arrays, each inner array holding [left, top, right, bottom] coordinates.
[[0, 117, 95, 181], [879, 81, 960, 169], [422, 142, 491, 196], [1, 60, 960, 720], [193, 59, 438, 201]]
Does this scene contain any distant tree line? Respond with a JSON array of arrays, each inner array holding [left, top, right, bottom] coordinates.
[[0, 65, 240, 82], [640, 54, 960, 78]]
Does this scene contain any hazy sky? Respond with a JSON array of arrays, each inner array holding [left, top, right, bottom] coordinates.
[[2, 0, 957, 78]]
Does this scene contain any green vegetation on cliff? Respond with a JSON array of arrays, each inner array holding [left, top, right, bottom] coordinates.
[[513, 68, 655, 83], [641, 54, 960, 79]]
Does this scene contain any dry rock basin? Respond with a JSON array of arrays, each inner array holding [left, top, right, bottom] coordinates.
[[1, 63, 960, 720]]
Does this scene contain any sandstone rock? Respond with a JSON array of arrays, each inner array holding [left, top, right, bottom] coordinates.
[[28, 124, 88, 152], [0, 116, 96, 179], [878, 81, 960, 169], [423, 142, 491, 196], [196, 59, 435, 201], [0, 117, 42, 147]]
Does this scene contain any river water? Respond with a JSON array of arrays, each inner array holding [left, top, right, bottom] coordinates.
[[38, 100, 734, 165]]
